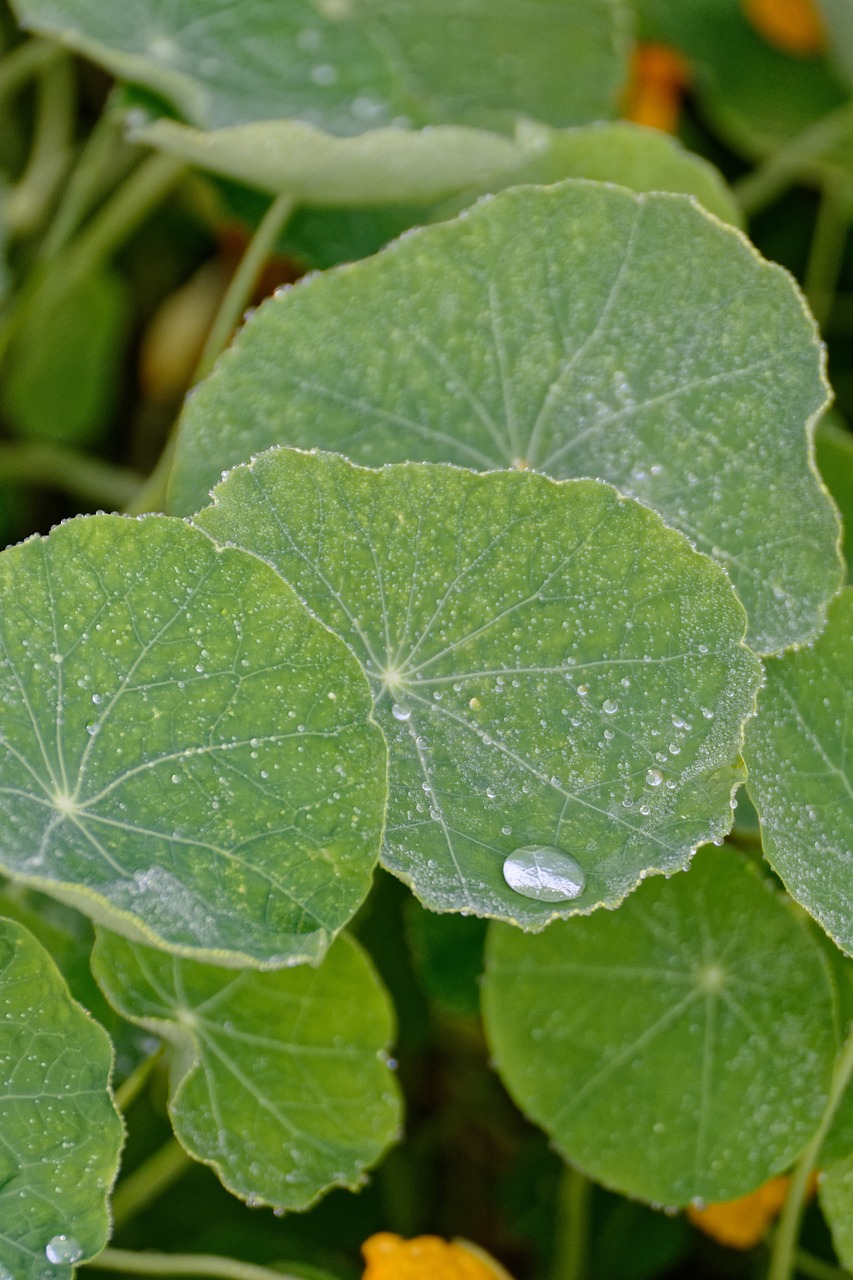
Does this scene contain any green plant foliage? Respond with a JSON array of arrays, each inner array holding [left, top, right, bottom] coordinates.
[[0, 915, 123, 1280], [816, 414, 853, 569], [0, 269, 130, 448], [820, 1150, 853, 1269], [0, 513, 385, 967], [92, 929, 402, 1212], [744, 587, 853, 956], [172, 180, 841, 655], [196, 448, 760, 924], [482, 845, 838, 1206], [820, 0, 853, 87]]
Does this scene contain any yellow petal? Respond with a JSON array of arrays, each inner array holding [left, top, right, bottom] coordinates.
[[687, 1176, 792, 1249], [742, 0, 826, 56], [622, 44, 691, 134], [361, 1234, 511, 1280]]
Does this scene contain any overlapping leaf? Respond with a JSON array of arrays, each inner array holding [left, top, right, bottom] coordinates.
[[482, 846, 838, 1205], [744, 588, 853, 955], [0, 514, 385, 967], [820, 1152, 853, 1269], [92, 929, 402, 1212], [0, 916, 122, 1280], [195, 450, 760, 925], [173, 181, 840, 654]]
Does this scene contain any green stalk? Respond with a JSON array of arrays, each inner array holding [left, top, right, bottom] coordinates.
[[769, 1028, 853, 1280], [0, 37, 62, 104], [5, 53, 75, 238], [551, 1164, 591, 1280], [84, 1249, 306, 1280], [734, 103, 853, 217], [795, 1250, 852, 1280], [193, 191, 295, 382], [40, 106, 136, 260], [804, 177, 850, 330], [0, 441, 142, 509], [113, 1044, 164, 1113], [110, 1137, 192, 1230]]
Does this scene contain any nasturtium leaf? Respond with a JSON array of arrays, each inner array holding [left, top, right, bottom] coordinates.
[[195, 450, 761, 926], [172, 181, 840, 655], [743, 588, 853, 956], [816, 415, 853, 572], [482, 845, 838, 1206], [819, 0, 853, 86], [91, 929, 402, 1212], [0, 514, 385, 967], [0, 916, 122, 1280], [1, 268, 130, 448], [820, 1153, 853, 1269]]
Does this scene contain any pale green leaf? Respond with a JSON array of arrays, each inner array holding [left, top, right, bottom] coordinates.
[[744, 588, 853, 956], [821, 1151, 853, 1269], [0, 916, 123, 1280], [195, 450, 760, 925], [0, 514, 385, 967], [91, 929, 402, 1212], [482, 845, 837, 1205], [819, 0, 853, 87], [172, 181, 840, 654]]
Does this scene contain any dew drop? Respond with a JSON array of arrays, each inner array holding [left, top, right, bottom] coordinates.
[[45, 1236, 83, 1265], [502, 846, 585, 903], [646, 768, 663, 787], [391, 704, 411, 721], [602, 699, 618, 715]]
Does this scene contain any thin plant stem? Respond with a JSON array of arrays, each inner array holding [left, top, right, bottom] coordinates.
[[113, 1044, 164, 1113], [0, 37, 62, 104], [734, 102, 853, 217], [769, 1027, 853, 1280], [0, 441, 142, 508], [84, 1249, 306, 1280], [5, 53, 75, 238], [551, 1164, 591, 1280], [795, 1250, 852, 1280], [193, 191, 295, 382], [40, 106, 136, 261], [110, 1137, 192, 1231], [804, 177, 850, 330]]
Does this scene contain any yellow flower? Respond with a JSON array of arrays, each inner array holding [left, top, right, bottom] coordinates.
[[742, 0, 826, 56], [361, 1234, 513, 1280], [687, 1173, 817, 1249], [622, 44, 691, 134]]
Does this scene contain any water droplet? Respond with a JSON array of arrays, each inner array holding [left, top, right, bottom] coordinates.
[[45, 1236, 83, 1265], [502, 846, 585, 902], [602, 699, 618, 715], [391, 704, 411, 721], [486, 786, 496, 799], [577, 684, 589, 697], [646, 769, 663, 787]]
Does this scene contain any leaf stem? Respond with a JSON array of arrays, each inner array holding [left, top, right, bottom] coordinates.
[[40, 105, 136, 261], [110, 1137, 192, 1231], [733, 103, 853, 216], [4, 52, 75, 239], [84, 1249, 308, 1280], [0, 441, 142, 509], [113, 1044, 164, 1113], [193, 191, 295, 383], [0, 37, 63, 104], [795, 1249, 852, 1280], [768, 1027, 853, 1280], [551, 1164, 591, 1280], [804, 177, 850, 330]]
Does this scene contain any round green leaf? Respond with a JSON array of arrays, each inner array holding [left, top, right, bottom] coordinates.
[[172, 181, 840, 655], [482, 845, 838, 1205], [91, 929, 402, 1212], [0, 514, 385, 967], [195, 450, 761, 925], [0, 916, 123, 1280], [820, 1151, 853, 1270], [744, 588, 853, 956]]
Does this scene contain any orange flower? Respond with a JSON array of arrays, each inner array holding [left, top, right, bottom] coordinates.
[[622, 43, 691, 134], [687, 1172, 818, 1249], [361, 1234, 513, 1280], [742, 0, 826, 56]]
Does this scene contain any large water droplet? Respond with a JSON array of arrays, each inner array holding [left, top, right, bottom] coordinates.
[[646, 768, 663, 787], [502, 846, 585, 902], [391, 703, 411, 722], [45, 1236, 84, 1265]]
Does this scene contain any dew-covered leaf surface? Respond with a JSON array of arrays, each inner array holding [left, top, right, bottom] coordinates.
[[92, 929, 402, 1212], [11, 0, 628, 134], [482, 846, 838, 1205], [173, 181, 840, 654], [0, 514, 385, 967], [744, 588, 853, 955], [0, 916, 122, 1280], [195, 450, 761, 925]]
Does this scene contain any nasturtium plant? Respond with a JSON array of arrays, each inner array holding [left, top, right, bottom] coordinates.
[[195, 449, 761, 923], [0, 916, 123, 1280], [0, 4, 853, 1280], [172, 180, 841, 655], [0, 513, 386, 967]]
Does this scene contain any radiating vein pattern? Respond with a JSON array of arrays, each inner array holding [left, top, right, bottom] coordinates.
[[172, 181, 840, 653], [744, 587, 853, 954], [92, 929, 401, 1212], [196, 451, 761, 925], [0, 918, 122, 1280], [0, 515, 386, 967], [483, 846, 837, 1205]]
